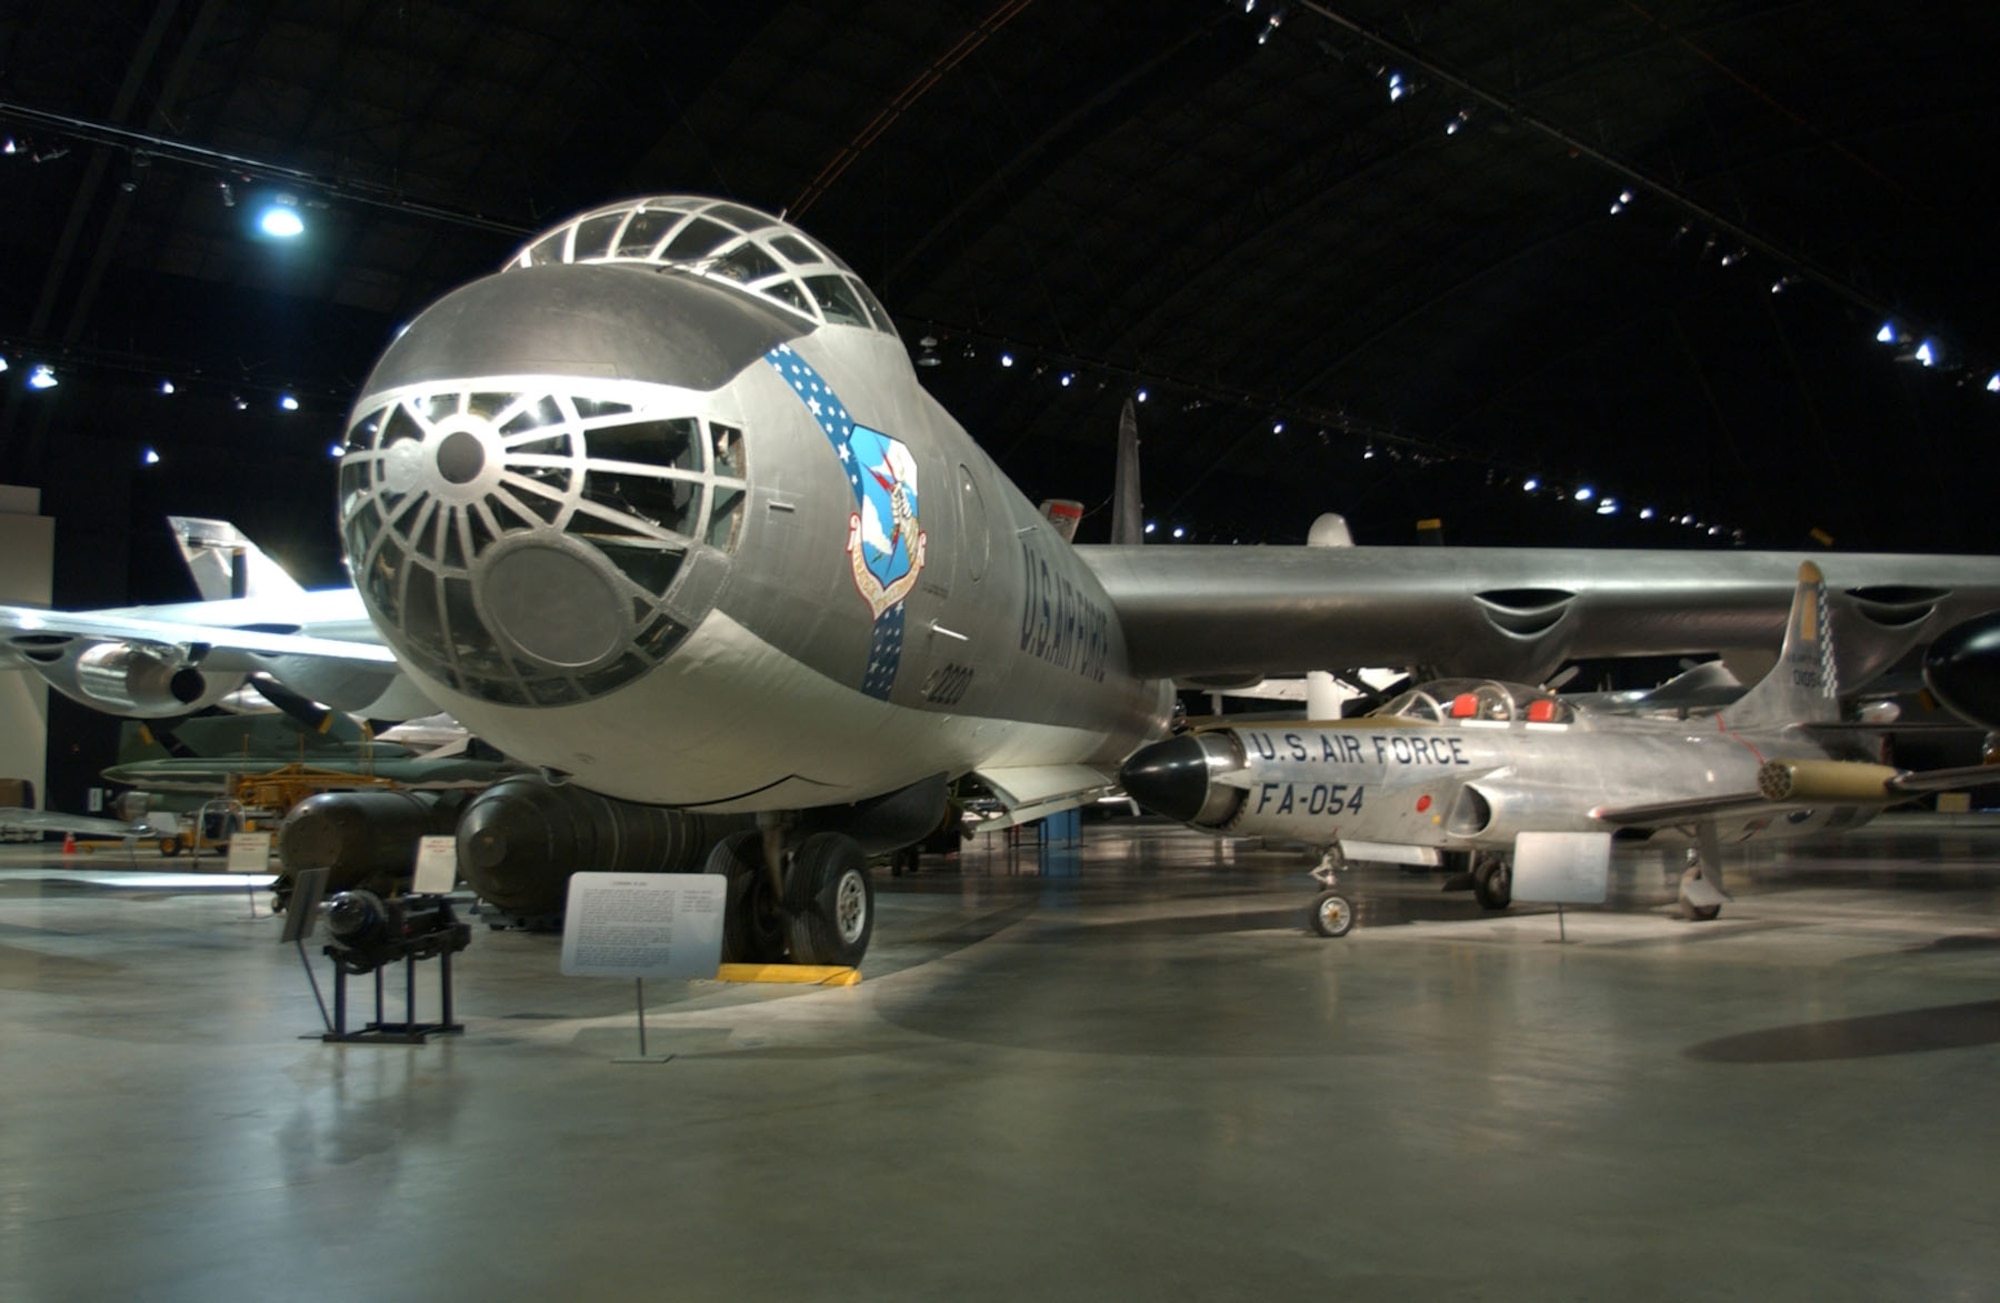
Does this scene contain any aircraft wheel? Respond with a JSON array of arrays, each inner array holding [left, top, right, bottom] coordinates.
[[1309, 890, 1355, 938], [783, 832, 873, 967], [1472, 855, 1512, 910], [1688, 903, 1722, 921], [705, 831, 787, 964], [158, 838, 180, 857]]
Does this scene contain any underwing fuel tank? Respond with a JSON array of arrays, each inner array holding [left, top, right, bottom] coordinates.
[[456, 775, 751, 922], [1923, 612, 2000, 729]]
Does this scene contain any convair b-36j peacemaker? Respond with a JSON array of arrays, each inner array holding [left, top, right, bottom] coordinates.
[[13, 195, 2000, 968], [1119, 562, 1996, 937]]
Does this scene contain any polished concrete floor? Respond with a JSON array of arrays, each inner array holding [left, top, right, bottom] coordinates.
[[4, 816, 2000, 1301]]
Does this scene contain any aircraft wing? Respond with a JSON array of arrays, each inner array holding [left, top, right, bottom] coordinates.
[[1590, 793, 1775, 828], [0, 595, 427, 719], [0, 808, 159, 839], [0, 603, 396, 669], [1077, 545, 2000, 683]]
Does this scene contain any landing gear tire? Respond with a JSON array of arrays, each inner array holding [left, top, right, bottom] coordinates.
[[158, 838, 180, 857], [1678, 866, 1724, 922], [1310, 890, 1355, 938], [706, 831, 787, 964], [783, 831, 873, 967], [1472, 855, 1512, 911]]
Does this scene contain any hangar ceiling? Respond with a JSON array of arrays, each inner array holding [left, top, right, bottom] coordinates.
[[2, 0, 1995, 596]]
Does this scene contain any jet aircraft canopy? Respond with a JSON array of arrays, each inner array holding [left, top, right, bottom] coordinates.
[[1374, 679, 1577, 726], [508, 196, 901, 338]]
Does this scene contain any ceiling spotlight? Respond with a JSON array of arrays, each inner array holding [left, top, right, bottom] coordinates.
[[916, 349, 940, 368], [327, 443, 345, 458], [1708, 526, 1722, 537], [1915, 340, 1937, 367], [1363, 445, 1376, 459], [1876, 323, 1898, 344], [1257, 12, 1282, 44], [26, 363, 57, 390], [279, 393, 300, 411], [232, 394, 248, 411], [1271, 421, 1284, 434], [1639, 507, 1655, 520], [1171, 526, 1185, 539], [1144, 521, 1157, 535], [258, 194, 306, 238], [142, 447, 160, 466], [1987, 373, 2000, 393], [2, 137, 16, 155], [1000, 352, 1014, 368], [1619, 191, 1633, 205], [218, 178, 235, 207], [1575, 485, 1594, 502], [1136, 388, 1148, 403], [918, 335, 938, 348], [1609, 201, 1624, 215], [1060, 372, 1073, 387], [1597, 500, 1618, 516], [1387, 71, 1405, 101], [1522, 477, 1538, 492], [0, 354, 8, 373], [159, 379, 175, 395]]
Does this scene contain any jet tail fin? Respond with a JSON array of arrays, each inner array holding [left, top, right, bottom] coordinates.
[[1109, 396, 1144, 545], [1720, 561, 1840, 730], [167, 517, 307, 603]]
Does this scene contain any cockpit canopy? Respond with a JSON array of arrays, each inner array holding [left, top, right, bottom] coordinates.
[[1373, 678, 1577, 726], [507, 196, 900, 338]]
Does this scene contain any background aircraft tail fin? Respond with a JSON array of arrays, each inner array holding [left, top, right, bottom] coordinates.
[[167, 516, 308, 602], [1109, 396, 1144, 545], [1722, 561, 1841, 730]]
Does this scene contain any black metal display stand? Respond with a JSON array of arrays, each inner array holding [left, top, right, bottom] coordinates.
[[322, 941, 465, 1044]]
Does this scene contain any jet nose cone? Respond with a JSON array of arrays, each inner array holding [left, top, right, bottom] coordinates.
[[1120, 734, 1222, 824]]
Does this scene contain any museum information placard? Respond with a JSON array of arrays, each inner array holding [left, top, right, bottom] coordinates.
[[559, 873, 725, 979]]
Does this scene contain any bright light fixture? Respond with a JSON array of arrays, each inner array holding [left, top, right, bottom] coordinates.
[[1000, 352, 1014, 368], [1987, 373, 2000, 393], [26, 363, 57, 390], [1144, 521, 1156, 535], [1915, 340, 1936, 367], [142, 447, 161, 465], [1522, 477, 1538, 492], [279, 393, 300, 411], [1876, 323, 1897, 344], [1171, 526, 1185, 539], [1639, 507, 1655, 520], [258, 195, 305, 238], [328, 443, 345, 458], [1136, 388, 1148, 403], [159, 378, 175, 395], [1575, 485, 1594, 502]]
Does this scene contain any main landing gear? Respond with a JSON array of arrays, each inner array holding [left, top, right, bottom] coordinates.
[[705, 821, 874, 967], [1307, 851, 1355, 938], [1676, 847, 1728, 921]]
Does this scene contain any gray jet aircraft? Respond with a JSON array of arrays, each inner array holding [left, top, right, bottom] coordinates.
[[1120, 562, 1994, 935], [11, 196, 2000, 967]]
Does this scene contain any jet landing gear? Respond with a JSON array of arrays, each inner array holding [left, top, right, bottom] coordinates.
[[1676, 847, 1728, 922], [1470, 852, 1513, 911], [704, 825, 875, 967], [1308, 852, 1355, 938]]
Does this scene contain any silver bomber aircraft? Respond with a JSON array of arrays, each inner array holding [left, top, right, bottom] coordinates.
[[1119, 562, 1994, 936], [11, 196, 2000, 967]]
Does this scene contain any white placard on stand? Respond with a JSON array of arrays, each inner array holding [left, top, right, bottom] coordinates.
[[226, 830, 273, 874], [411, 835, 459, 894], [560, 873, 725, 979], [1511, 831, 1611, 904]]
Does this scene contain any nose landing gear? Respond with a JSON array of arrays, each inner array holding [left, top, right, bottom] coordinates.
[[1307, 851, 1355, 938]]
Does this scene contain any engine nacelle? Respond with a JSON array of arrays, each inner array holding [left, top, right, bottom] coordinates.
[[32, 641, 244, 718], [1923, 612, 2000, 729]]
